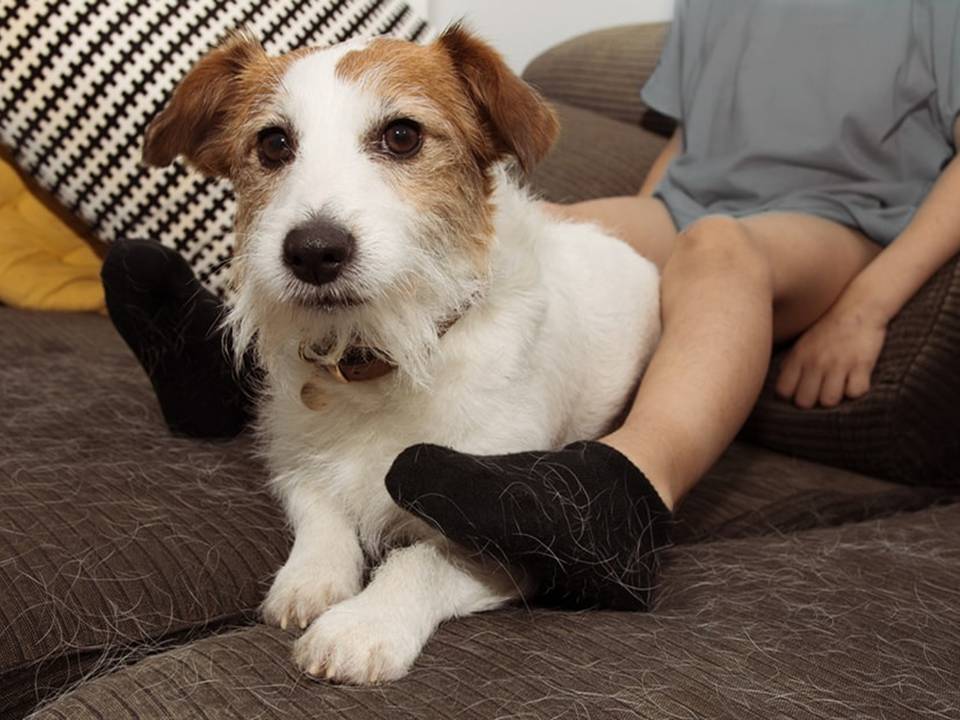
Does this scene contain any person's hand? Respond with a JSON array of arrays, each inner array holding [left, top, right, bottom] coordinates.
[[776, 301, 887, 409]]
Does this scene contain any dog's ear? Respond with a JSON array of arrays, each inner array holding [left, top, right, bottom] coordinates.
[[437, 24, 558, 174], [143, 31, 265, 177]]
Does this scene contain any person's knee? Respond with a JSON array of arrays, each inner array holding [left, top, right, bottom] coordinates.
[[665, 215, 773, 291]]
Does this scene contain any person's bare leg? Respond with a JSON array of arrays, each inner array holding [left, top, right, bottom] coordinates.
[[385, 207, 879, 609], [540, 128, 681, 267], [543, 196, 677, 269], [603, 213, 880, 509]]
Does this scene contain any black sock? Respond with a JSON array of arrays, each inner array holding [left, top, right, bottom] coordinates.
[[385, 441, 673, 610], [101, 239, 259, 438]]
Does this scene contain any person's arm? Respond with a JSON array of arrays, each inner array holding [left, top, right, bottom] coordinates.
[[639, 128, 682, 197], [777, 120, 960, 408]]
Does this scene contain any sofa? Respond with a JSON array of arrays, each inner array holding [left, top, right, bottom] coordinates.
[[2, 24, 958, 720]]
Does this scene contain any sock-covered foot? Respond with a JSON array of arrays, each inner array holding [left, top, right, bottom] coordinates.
[[101, 239, 258, 438], [385, 441, 673, 610]]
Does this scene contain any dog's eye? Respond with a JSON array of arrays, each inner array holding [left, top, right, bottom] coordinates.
[[382, 120, 422, 157], [258, 127, 294, 167]]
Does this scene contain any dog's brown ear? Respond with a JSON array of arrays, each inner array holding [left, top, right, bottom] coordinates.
[[143, 31, 265, 177], [437, 24, 558, 174]]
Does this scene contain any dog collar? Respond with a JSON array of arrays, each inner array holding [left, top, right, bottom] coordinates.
[[298, 299, 478, 388], [303, 345, 397, 384], [298, 344, 395, 410]]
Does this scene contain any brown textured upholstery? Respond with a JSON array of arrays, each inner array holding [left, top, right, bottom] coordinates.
[[529, 101, 667, 203], [0, 310, 951, 719], [746, 255, 960, 486], [523, 23, 674, 135], [0, 310, 290, 719], [524, 24, 960, 487], [31, 505, 960, 720], [673, 443, 950, 544]]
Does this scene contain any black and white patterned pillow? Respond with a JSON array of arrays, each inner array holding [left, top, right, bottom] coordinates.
[[0, 0, 428, 295]]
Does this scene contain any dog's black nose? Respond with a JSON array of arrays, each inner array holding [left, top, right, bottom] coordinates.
[[282, 216, 355, 286]]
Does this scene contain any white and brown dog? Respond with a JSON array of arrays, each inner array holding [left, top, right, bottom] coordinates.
[[144, 26, 660, 685]]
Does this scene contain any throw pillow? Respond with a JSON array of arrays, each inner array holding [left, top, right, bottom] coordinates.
[[0, 0, 428, 296]]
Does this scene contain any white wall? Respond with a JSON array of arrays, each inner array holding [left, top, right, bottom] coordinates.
[[408, 0, 430, 18], [420, 0, 674, 71]]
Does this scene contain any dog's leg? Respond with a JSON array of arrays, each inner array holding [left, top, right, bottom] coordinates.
[[294, 538, 518, 684], [262, 482, 363, 631]]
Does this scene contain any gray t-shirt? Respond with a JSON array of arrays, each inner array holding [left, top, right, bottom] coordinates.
[[641, 0, 960, 245]]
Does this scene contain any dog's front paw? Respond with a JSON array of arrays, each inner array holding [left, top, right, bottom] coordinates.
[[262, 556, 361, 631], [294, 599, 425, 684]]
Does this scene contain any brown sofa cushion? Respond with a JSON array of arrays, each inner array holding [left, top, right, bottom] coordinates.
[[523, 23, 674, 135], [525, 32, 960, 487], [674, 443, 950, 543], [0, 309, 289, 719], [530, 101, 668, 204], [30, 504, 960, 720], [745, 256, 960, 486], [4, 309, 947, 718]]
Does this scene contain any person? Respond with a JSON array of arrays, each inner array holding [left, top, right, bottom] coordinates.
[[382, 0, 960, 609], [105, 0, 960, 610]]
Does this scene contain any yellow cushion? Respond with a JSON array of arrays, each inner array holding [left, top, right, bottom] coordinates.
[[0, 157, 105, 312]]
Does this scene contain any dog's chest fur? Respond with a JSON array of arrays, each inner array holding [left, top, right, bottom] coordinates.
[[260, 186, 661, 554]]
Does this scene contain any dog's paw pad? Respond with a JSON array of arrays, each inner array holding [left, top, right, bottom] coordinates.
[[262, 558, 361, 631], [294, 601, 423, 684]]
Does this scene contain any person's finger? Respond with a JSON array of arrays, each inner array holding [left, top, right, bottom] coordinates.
[[819, 367, 847, 408], [846, 364, 872, 399], [793, 366, 823, 409], [776, 353, 804, 399]]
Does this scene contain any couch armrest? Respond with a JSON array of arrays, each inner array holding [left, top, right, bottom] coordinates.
[[522, 23, 674, 135], [745, 255, 960, 487]]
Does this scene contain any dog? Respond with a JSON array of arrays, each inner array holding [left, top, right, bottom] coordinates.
[[143, 25, 660, 685]]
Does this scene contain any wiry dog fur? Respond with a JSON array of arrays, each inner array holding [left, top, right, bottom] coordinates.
[[144, 26, 661, 684]]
